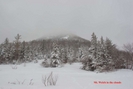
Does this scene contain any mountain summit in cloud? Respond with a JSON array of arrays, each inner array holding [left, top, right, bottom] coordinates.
[[38, 33, 89, 42]]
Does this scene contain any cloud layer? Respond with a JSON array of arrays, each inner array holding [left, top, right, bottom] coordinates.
[[0, 0, 133, 48]]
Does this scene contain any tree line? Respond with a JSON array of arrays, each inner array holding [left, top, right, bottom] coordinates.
[[0, 34, 90, 64], [0, 33, 132, 72]]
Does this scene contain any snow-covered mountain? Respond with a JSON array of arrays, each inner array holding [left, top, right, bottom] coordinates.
[[38, 34, 89, 42]]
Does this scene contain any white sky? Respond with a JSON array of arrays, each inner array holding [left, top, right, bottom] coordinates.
[[0, 0, 133, 49]]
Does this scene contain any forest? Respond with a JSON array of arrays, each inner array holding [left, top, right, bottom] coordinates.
[[0, 33, 132, 72]]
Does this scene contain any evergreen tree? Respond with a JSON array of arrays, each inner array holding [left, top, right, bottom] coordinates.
[[82, 32, 98, 71], [103, 38, 114, 71], [42, 43, 61, 67], [89, 33, 98, 71], [51, 43, 61, 67], [95, 37, 107, 72], [0, 37, 21, 64], [12, 34, 21, 63], [2, 38, 11, 63], [20, 41, 26, 62], [90, 32, 97, 59]]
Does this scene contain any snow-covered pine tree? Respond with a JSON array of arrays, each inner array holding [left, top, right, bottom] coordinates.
[[13, 34, 21, 64], [90, 32, 97, 59], [50, 43, 61, 67], [3, 38, 10, 63], [95, 37, 107, 72], [103, 38, 115, 71], [82, 32, 98, 71], [89, 33, 98, 71], [93, 37, 115, 72], [2, 38, 14, 64], [1, 38, 10, 63], [95, 41, 102, 69], [20, 41, 26, 63]]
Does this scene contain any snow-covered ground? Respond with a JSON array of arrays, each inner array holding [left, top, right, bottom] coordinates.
[[0, 60, 133, 89]]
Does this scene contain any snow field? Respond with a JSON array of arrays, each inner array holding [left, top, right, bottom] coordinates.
[[0, 60, 133, 89]]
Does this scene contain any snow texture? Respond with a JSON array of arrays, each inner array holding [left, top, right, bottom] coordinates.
[[62, 36, 69, 39], [0, 60, 133, 89]]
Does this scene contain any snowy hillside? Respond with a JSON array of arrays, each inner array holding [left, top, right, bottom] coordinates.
[[0, 60, 133, 89], [62, 35, 69, 39], [38, 34, 89, 42]]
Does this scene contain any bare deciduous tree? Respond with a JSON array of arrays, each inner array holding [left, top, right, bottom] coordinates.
[[123, 43, 133, 69]]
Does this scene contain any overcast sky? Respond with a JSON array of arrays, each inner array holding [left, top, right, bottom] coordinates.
[[0, 0, 133, 49]]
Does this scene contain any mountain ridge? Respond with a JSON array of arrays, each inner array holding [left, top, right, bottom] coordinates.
[[37, 33, 90, 42]]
